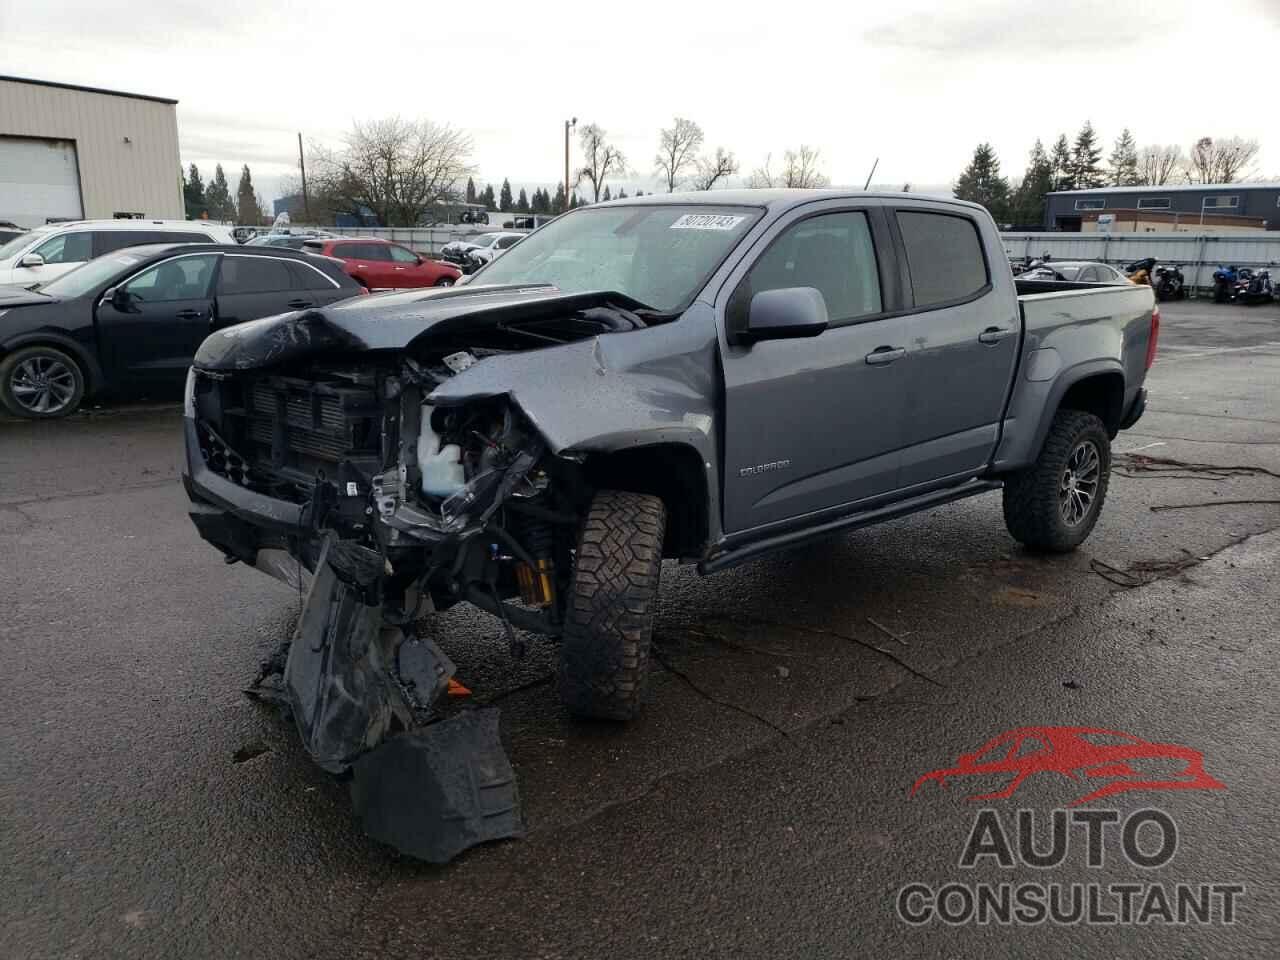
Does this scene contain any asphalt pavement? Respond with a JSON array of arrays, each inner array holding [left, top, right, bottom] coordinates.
[[1, 298, 1278, 959]]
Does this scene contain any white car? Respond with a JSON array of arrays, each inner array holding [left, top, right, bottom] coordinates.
[[440, 231, 524, 267], [0, 219, 235, 288]]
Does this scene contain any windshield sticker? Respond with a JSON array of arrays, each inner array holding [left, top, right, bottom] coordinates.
[[669, 214, 745, 231]]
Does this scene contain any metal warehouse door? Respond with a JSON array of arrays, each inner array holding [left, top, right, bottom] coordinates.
[[0, 136, 84, 227]]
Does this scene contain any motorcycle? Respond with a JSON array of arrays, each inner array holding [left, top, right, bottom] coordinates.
[[1213, 265, 1239, 303], [1153, 264, 1185, 301], [1125, 257, 1157, 286], [1236, 268, 1274, 305]]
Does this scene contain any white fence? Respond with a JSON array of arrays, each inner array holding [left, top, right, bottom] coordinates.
[[315, 225, 526, 257], [999, 232, 1280, 291]]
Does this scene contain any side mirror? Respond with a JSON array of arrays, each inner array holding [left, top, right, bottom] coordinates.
[[104, 286, 131, 310], [740, 287, 829, 344], [19, 253, 45, 268]]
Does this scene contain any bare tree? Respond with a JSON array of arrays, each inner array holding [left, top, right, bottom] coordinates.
[[1135, 144, 1184, 186], [1186, 136, 1260, 184], [655, 117, 704, 192], [689, 147, 739, 191], [576, 123, 626, 203], [750, 145, 830, 189], [309, 116, 473, 226]]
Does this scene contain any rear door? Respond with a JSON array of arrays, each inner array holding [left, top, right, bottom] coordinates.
[[361, 243, 396, 287], [892, 207, 1020, 487], [214, 254, 310, 329], [96, 253, 220, 384], [387, 243, 425, 286], [718, 201, 912, 534]]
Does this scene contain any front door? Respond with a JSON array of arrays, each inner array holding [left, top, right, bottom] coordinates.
[[891, 208, 1020, 487], [719, 205, 912, 534], [96, 253, 220, 385]]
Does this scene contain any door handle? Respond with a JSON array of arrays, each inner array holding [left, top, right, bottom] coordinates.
[[287, 299, 312, 309], [175, 309, 205, 320], [978, 326, 1016, 344], [865, 346, 906, 365]]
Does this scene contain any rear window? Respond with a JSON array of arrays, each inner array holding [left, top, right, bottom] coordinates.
[[290, 262, 339, 290], [896, 211, 989, 308]]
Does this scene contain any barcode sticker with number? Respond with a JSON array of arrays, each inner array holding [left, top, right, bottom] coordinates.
[[669, 214, 745, 231]]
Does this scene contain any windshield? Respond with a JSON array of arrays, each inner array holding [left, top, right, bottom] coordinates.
[[38, 251, 149, 299], [474, 205, 761, 312], [0, 227, 47, 261]]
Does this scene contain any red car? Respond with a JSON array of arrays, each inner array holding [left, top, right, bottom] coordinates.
[[302, 238, 460, 290]]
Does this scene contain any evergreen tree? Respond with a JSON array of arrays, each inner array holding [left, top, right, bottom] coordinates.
[[635, 189, 644, 197], [1012, 139, 1054, 228], [617, 189, 628, 199], [1108, 129, 1140, 186], [534, 188, 550, 214], [184, 163, 206, 218], [1071, 121, 1105, 189], [516, 187, 529, 212], [1050, 134, 1075, 192], [236, 165, 260, 224], [205, 164, 233, 221], [601, 185, 612, 202], [465, 177, 477, 204], [570, 191, 583, 208], [552, 182, 566, 214], [499, 178, 513, 212], [953, 143, 1011, 223]]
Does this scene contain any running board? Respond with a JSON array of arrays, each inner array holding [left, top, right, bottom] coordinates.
[[699, 479, 1003, 575]]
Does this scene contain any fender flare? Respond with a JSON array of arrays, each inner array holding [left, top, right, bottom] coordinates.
[[0, 331, 104, 394], [1025, 358, 1126, 461]]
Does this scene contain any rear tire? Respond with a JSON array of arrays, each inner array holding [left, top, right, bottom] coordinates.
[[1002, 409, 1110, 552], [0, 345, 86, 419], [435, 277, 455, 287], [558, 490, 666, 721]]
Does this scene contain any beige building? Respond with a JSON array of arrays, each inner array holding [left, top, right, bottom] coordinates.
[[0, 75, 183, 227]]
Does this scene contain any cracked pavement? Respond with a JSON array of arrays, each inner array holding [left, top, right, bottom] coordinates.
[[2, 299, 1278, 959]]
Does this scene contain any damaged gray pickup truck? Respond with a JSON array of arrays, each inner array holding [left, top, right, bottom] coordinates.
[[183, 191, 1155, 855]]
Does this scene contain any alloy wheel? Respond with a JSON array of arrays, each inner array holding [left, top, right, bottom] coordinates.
[[10, 355, 77, 415], [1059, 440, 1101, 527]]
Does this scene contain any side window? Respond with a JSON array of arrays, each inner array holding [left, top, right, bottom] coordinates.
[[363, 244, 393, 261], [289, 262, 337, 291], [34, 232, 93, 264], [217, 256, 295, 295], [173, 232, 218, 244], [123, 255, 218, 302], [1077, 266, 1098, 283], [333, 243, 358, 259], [734, 211, 882, 326], [94, 231, 143, 256], [388, 245, 418, 263], [497, 236, 521, 249], [896, 211, 989, 308]]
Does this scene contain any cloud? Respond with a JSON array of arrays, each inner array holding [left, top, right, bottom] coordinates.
[[864, 3, 1149, 56]]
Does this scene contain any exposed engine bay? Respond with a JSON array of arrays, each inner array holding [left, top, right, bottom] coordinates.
[[185, 293, 662, 862]]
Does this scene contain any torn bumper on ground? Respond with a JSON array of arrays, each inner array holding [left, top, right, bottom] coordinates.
[[279, 535, 524, 863]]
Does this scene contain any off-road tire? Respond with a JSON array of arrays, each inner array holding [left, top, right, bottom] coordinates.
[[1002, 409, 1111, 552], [0, 345, 86, 419], [558, 490, 666, 721]]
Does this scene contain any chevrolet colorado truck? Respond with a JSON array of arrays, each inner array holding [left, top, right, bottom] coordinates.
[[183, 191, 1155, 762]]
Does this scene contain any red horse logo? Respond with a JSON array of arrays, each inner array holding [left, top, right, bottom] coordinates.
[[911, 726, 1226, 807]]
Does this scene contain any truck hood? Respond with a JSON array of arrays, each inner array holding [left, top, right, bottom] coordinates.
[[192, 283, 653, 372]]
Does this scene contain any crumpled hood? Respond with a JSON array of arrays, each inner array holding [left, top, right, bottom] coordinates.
[[192, 283, 647, 372]]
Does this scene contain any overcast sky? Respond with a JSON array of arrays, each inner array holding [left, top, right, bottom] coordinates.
[[3, 0, 1278, 204]]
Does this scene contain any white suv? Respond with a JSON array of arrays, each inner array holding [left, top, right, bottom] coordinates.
[[0, 220, 235, 288]]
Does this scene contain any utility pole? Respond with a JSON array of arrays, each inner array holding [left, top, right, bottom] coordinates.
[[564, 117, 576, 214], [298, 132, 310, 222]]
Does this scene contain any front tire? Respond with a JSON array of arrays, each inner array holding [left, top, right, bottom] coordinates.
[[558, 490, 666, 721], [435, 277, 455, 287], [1002, 409, 1110, 552], [0, 345, 86, 419]]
